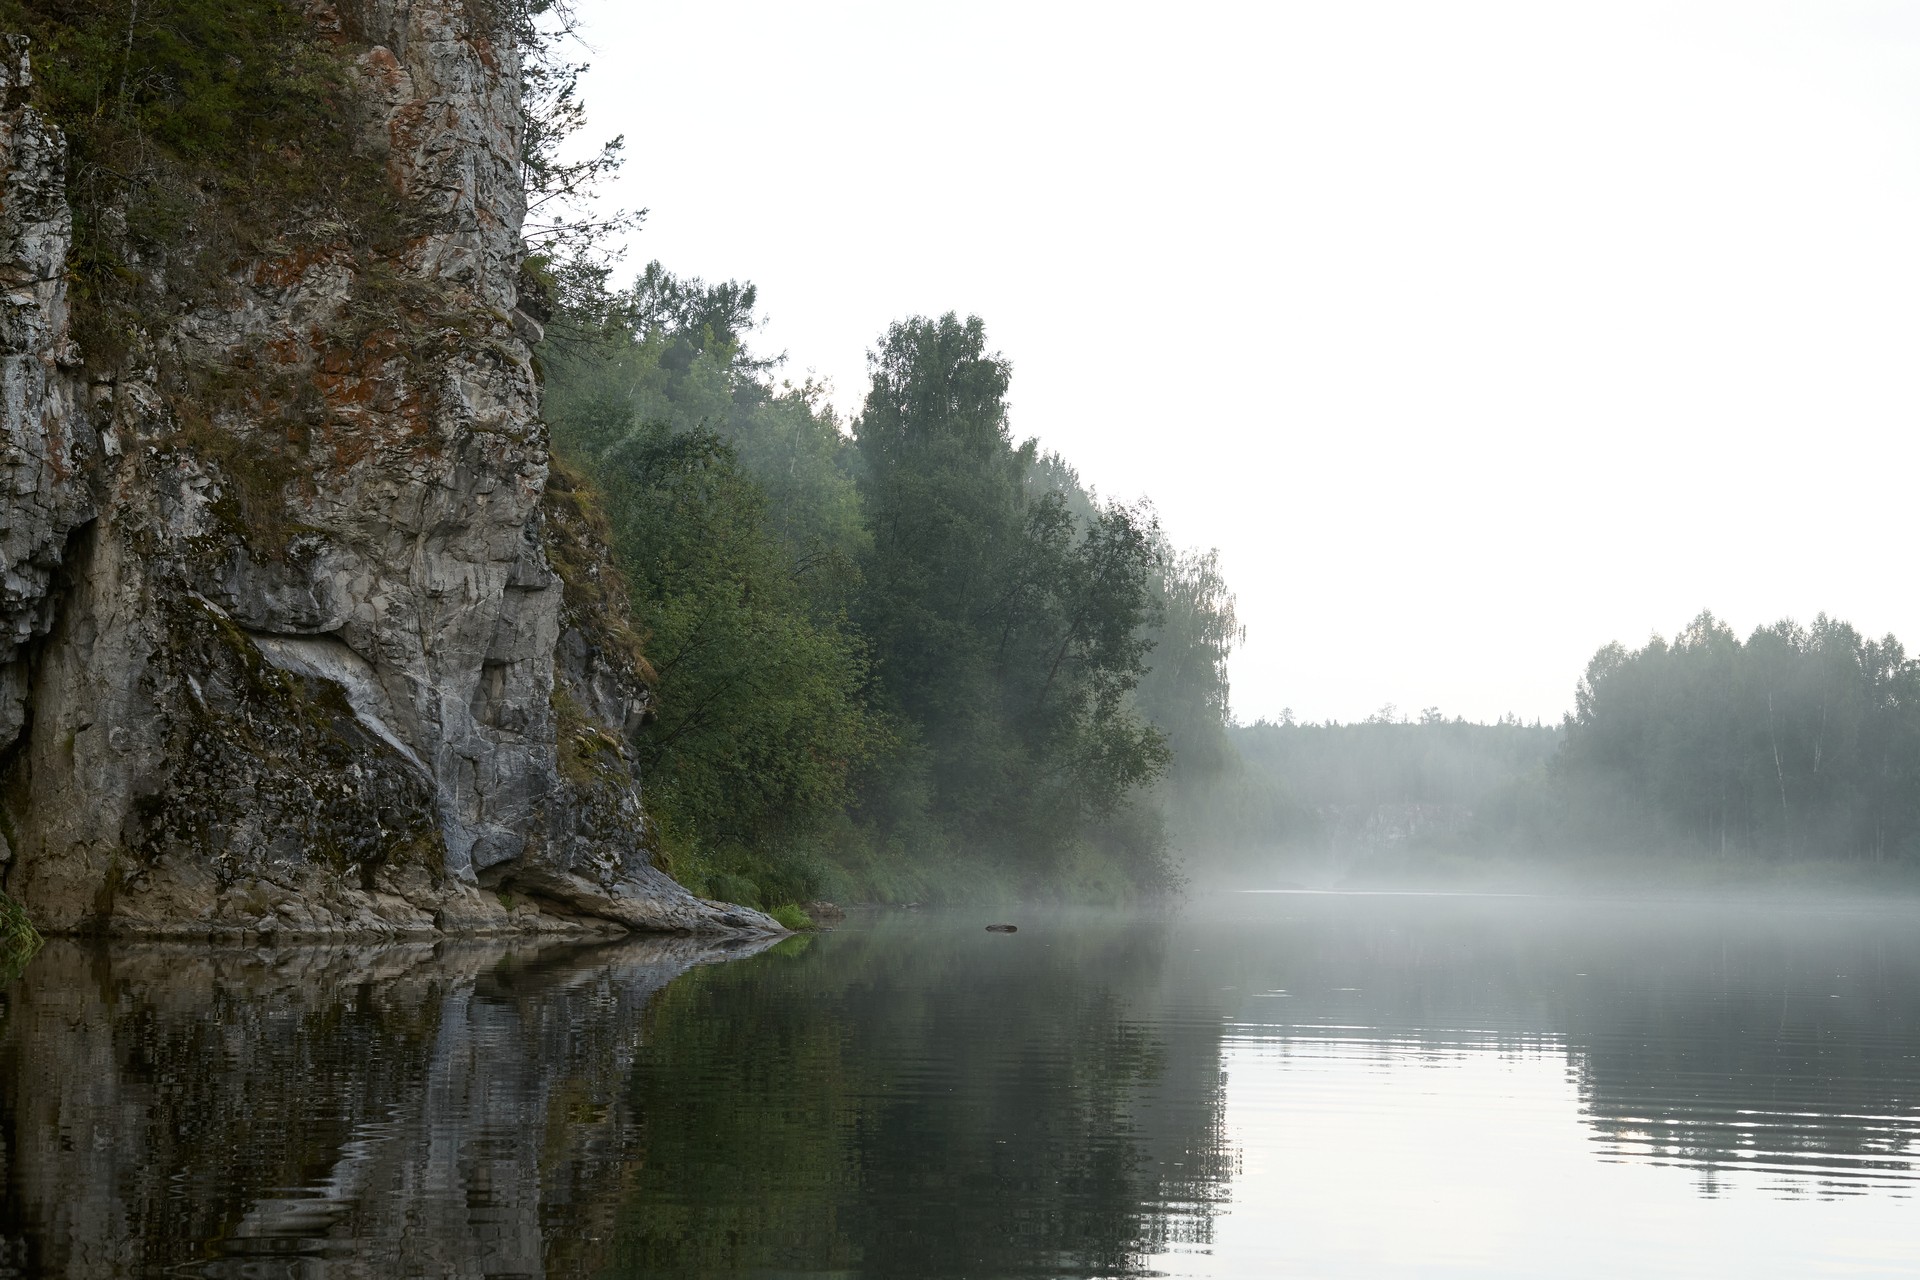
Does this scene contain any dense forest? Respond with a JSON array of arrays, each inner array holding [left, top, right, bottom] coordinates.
[[1181, 612, 1920, 885], [1555, 612, 1920, 863], [533, 263, 1240, 910]]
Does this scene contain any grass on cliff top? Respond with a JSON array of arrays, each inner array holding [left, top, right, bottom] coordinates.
[[0, 0, 407, 361]]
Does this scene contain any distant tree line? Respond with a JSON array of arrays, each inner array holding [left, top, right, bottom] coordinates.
[[1182, 611, 1920, 880], [535, 263, 1239, 907], [1553, 611, 1920, 862]]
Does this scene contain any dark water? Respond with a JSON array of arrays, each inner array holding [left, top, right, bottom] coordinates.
[[3, 893, 1920, 1277]]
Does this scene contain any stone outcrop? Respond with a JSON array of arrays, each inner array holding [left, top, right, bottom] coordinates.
[[0, 37, 95, 783], [0, 10, 777, 938]]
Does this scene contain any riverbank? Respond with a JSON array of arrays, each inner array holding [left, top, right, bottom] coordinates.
[[0, 869, 785, 946]]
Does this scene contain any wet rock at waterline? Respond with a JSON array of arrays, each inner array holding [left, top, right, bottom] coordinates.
[[0, 13, 776, 939]]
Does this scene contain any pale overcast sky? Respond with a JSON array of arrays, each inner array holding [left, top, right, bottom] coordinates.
[[570, 1, 1920, 726]]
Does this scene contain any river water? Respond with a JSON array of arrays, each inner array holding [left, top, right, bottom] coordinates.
[[2, 891, 1917, 1277]]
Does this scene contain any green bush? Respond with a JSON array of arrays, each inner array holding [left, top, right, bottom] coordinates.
[[706, 872, 763, 910], [768, 903, 816, 932], [0, 889, 42, 985]]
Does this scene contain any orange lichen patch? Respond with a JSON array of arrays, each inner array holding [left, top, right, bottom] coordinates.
[[313, 333, 413, 397], [398, 233, 444, 270], [386, 102, 462, 161], [43, 416, 70, 485], [359, 45, 405, 93], [307, 341, 439, 473], [470, 34, 500, 73], [357, 328, 410, 361], [311, 363, 421, 419], [383, 101, 437, 188], [315, 344, 359, 378], [317, 412, 438, 474], [251, 244, 345, 291]]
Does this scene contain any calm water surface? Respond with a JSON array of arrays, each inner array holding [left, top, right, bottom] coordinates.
[[3, 892, 1919, 1277]]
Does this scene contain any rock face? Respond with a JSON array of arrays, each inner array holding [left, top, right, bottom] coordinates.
[[0, 10, 777, 938], [0, 37, 95, 775]]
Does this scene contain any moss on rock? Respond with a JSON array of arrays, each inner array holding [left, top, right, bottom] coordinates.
[[126, 592, 446, 894]]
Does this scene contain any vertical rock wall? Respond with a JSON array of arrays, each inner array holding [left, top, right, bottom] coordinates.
[[0, 8, 775, 938], [0, 38, 95, 808]]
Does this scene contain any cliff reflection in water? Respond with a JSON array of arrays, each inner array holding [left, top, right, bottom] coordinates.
[[0, 936, 784, 1277], [5, 898, 1920, 1279], [0, 921, 1234, 1279]]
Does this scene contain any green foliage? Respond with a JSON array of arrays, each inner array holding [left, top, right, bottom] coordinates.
[[767, 903, 815, 931], [1031, 451, 1243, 784], [511, 0, 644, 259], [1175, 716, 1560, 864], [35, 2, 309, 150], [582, 421, 877, 858], [853, 315, 1175, 886], [0, 889, 43, 984], [1556, 611, 1920, 861], [542, 268, 883, 896], [542, 461, 653, 679], [1138, 546, 1243, 780], [542, 271, 1240, 902], [544, 262, 869, 583], [1179, 609, 1920, 885]]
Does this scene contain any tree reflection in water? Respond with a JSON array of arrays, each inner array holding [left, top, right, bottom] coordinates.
[[613, 917, 1234, 1277], [0, 918, 1234, 1279], [3, 897, 1918, 1279], [1209, 893, 1920, 1199]]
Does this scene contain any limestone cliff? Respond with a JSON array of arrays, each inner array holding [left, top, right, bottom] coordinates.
[[0, 7, 776, 938]]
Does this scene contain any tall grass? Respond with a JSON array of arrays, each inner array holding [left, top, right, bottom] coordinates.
[[768, 904, 816, 932], [0, 889, 42, 984]]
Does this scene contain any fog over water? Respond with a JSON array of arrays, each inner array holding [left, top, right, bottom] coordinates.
[[5, 895, 1918, 1276], [570, 1, 1920, 725], [15, 4, 1920, 1273]]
